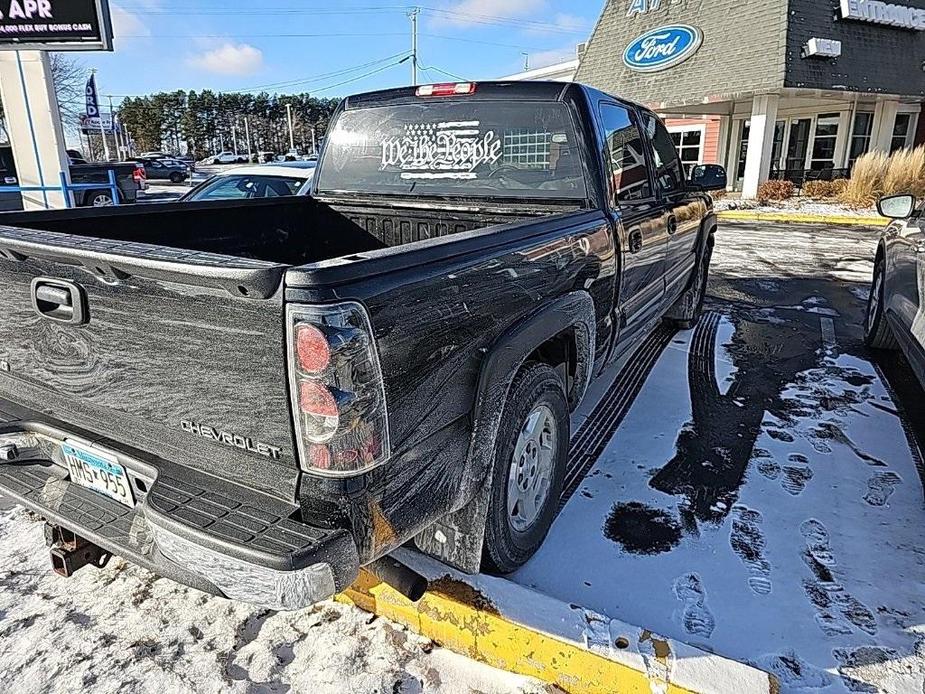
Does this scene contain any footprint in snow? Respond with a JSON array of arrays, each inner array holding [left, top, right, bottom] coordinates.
[[780, 465, 814, 495], [755, 459, 781, 480], [672, 573, 715, 638], [766, 429, 795, 443], [800, 519, 836, 567], [755, 650, 833, 690], [729, 506, 773, 595], [800, 548, 878, 638], [864, 471, 902, 507]]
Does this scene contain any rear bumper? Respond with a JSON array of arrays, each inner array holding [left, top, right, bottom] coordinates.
[[0, 419, 360, 610]]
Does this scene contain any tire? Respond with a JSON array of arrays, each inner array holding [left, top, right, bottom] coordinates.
[[88, 191, 114, 207], [169, 172, 184, 183], [482, 362, 569, 574], [665, 237, 713, 330], [865, 258, 899, 350]]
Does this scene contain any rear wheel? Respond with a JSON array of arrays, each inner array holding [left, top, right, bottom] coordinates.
[[482, 362, 568, 574], [866, 258, 899, 350], [89, 191, 114, 207], [169, 172, 184, 183], [665, 238, 713, 330]]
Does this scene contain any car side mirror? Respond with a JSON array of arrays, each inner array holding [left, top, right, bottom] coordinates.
[[878, 194, 915, 219], [690, 164, 727, 191]]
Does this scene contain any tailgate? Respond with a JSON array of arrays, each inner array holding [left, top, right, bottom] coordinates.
[[0, 226, 299, 500]]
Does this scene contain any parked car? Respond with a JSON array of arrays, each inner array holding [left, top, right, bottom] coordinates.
[[139, 151, 171, 160], [0, 81, 724, 610], [0, 145, 142, 208], [138, 157, 190, 183], [257, 151, 277, 164], [180, 162, 316, 201], [866, 193, 925, 384], [207, 151, 248, 165]]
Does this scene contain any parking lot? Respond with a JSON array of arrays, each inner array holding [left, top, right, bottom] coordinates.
[[0, 221, 922, 693]]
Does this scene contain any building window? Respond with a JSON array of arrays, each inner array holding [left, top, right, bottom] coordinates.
[[770, 120, 785, 175], [736, 121, 750, 181], [810, 113, 840, 170], [502, 129, 551, 169], [891, 113, 913, 153], [669, 127, 703, 177], [849, 112, 874, 167]]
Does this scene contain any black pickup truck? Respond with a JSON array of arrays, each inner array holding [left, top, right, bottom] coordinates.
[[0, 82, 725, 609]]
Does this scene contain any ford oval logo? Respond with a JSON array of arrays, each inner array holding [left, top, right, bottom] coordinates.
[[623, 25, 703, 73]]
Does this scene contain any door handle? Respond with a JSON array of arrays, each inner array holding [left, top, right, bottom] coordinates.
[[667, 215, 678, 235], [629, 229, 644, 253], [31, 278, 88, 325]]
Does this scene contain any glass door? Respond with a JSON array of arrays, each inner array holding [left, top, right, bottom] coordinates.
[[786, 118, 812, 173], [735, 120, 750, 186]]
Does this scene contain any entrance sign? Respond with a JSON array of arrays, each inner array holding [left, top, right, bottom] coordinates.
[[623, 25, 703, 72], [0, 0, 113, 51], [839, 0, 925, 30]]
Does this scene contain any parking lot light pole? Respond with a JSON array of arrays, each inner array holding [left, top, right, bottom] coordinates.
[[285, 103, 295, 153], [244, 116, 252, 162]]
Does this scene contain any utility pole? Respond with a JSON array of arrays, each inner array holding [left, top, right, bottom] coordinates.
[[408, 7, 419, 85], [285, 103, 295, 152], [521, 52, 530, 72], [311, 124, 316, 155], [244, 116, 252, 162], [107, 94, 124, 158], [232, 119, 238, 155]]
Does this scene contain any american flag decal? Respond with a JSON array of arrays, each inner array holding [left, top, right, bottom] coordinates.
[[380, 120, 503, 180]]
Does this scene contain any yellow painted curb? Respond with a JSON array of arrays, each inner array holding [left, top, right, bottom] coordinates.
[[338, 570, 699, 694], [718, 210, 888, 226]]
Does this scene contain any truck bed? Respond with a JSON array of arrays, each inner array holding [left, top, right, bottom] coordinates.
[[0, 195, 548, 267]]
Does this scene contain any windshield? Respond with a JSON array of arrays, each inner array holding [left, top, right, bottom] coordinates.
[[316, 100, 587, 199], [184, 174, 307, 201]]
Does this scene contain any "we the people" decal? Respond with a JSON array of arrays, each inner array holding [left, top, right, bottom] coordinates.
[[380, 121, 503, 180]]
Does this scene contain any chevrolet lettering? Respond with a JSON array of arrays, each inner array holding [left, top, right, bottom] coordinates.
[[180, 420, 283, 460], [623, 25, 703, 72]]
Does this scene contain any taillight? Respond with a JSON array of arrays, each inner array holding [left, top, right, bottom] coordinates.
[[416, 82, 476, 97], [133, 166, 146, 182], [287, 302, 390, 476]]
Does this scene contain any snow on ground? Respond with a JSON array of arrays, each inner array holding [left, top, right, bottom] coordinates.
[[713, 197, 882, 218], [0, 504, 550, 694], [513, 222, 925, 693]]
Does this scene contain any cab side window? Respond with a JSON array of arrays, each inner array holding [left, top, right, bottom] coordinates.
[[599, 103, 652, 205], [642, 112, 684, 195]]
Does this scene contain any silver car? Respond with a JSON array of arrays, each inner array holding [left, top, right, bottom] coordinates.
[[866, 194, 925, 383]]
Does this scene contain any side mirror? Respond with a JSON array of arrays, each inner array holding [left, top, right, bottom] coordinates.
[[690, 164, 727, 192], [878, 194, 915, 219]]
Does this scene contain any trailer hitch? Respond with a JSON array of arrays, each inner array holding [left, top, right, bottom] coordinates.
[[44, 523, 112, 577]]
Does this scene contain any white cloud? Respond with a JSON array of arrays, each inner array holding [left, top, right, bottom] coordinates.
[[527, 46, 578, 69], [187, 42, 264, 76], [432, 0, 546, 27], [110, 3, 150, 38]]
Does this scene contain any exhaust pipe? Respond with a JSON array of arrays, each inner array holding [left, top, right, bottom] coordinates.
[[44, 523, 112, 577], [366, 556, 428, 602]]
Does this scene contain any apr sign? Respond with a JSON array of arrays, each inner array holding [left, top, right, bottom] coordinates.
[[623, 25, 703, 72], [0, 0, 113, 51]]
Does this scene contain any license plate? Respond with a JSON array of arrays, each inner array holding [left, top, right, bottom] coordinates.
[[62, 441, 135, 508]]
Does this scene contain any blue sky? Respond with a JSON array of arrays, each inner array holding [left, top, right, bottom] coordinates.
[[91, 0, 605, 103]]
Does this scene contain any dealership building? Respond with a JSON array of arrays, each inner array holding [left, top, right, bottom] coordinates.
[[507, 0, 925, 197]]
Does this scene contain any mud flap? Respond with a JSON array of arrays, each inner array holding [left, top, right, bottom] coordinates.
[[414, 478, 493, 573]]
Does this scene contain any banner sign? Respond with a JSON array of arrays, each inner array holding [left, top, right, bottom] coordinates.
[[85, 73, 100, 118], [0, 0, 113, 51]]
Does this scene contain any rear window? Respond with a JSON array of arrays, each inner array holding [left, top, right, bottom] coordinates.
[[186, 175, 305, 201], [316, 100, 587, 199]]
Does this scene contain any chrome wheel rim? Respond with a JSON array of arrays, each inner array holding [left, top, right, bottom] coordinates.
[[507, 404, 557, 533], [868, 268, 882, 333], [92, 195, 114, 206]]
